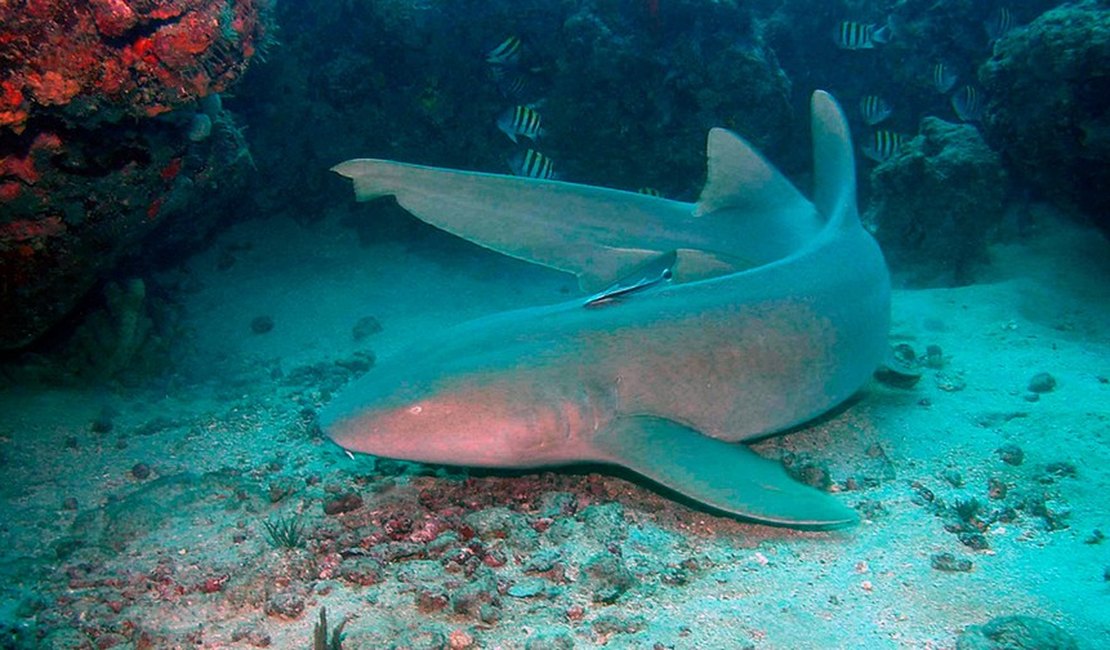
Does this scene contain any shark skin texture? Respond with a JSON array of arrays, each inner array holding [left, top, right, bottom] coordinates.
[[320, 91, 891, 529]]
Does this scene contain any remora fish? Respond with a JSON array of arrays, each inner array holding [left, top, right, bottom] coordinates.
[[322, 91, 891, 529]]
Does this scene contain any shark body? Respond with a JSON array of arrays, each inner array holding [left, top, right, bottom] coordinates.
[[320, 91, 890, 529]]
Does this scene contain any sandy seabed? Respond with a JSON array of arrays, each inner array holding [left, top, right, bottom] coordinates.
[[1, 206, 1107, 649]]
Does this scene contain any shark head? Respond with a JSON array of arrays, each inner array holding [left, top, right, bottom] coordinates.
[[319, 334, 600, 468]]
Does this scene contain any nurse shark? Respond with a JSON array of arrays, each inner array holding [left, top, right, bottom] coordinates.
[[320, 91, 890, 529]]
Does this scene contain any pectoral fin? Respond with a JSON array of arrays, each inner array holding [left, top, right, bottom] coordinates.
[[591, 416, 858, 529]]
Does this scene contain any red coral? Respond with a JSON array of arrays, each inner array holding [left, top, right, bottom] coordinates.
[[25, 70, 82, 106], [0, 215, 65, 245], [0, 154, 38, 184], [32, 132, 63, 151], [160, 157, 182, 181], [0, 0, 269, 128], [89, 0, 139, 38], [0, 181, 22, 202]]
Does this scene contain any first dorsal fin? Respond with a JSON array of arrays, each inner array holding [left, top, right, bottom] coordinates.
[[695, 128, 811, 220]]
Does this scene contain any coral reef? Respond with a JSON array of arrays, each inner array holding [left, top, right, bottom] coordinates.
[[0, 0, 270, 350], [980, 0, 1110, 236], [864, 117, 1008, 285], [0, 0, 267, 130]]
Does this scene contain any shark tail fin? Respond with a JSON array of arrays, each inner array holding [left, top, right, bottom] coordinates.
[[811, 90, 860, 231]]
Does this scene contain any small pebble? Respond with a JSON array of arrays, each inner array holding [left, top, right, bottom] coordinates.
[[987, 476, 1008, 500], [934, 372, 966, 392], [91, 415, 114, 434], [131, 462, 151, 480], [250, 315, 275, 334], [924, 344, 945, 369], [1027, 372, 1056, 393], [62, 497, 78, 511], [931, 552, 973, 572], [995, 443, 1024, 466], [958, 531, 988, 550], [265, 590, 305, 619], [323, 492, 363, 515], [352, 315, 383, 341]]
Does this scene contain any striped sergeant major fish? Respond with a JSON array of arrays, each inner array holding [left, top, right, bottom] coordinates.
[[859, 95, 892, 126], [486, 35, 523, 66], [985, 7, 1015, 42], [835, 21, 890, 50], [508, 149, 556, 179], [951, 86, 984, 122], [861, 130, 906, 163], [932, 63, 958, 94], [497, 105, 545, 143]]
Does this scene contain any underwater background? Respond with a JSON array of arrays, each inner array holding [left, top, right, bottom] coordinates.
[[1, 0, 1108, 648]]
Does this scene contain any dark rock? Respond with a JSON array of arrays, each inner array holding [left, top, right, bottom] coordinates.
[[1043, 462, 1077, 480], [352, 315, 383, 341], [996, 444, 1025, 466], [131, 462, 152, 480], [924, 344, 945, 369], [956, 615, 1078, 650], [265, 589, 306, 619], [415, 585, 450, 613], [865, 118, 1008, 285], [91, 409, 114, 433], [250, 315, 275, 334], [450, 569, 501, 623], [987, 477, 1009, 500], [980, 1, 1110, 236], [583, 552, 637, 603], [62, 496, 78, 510], [340, 556, 384, 586], [781, 452, 832, 490], [323, 492, 363, 515], [268, 478, 296, 503], [335, 351, 375, 373], [958, 531, 989, 551], [942, 469, 964, 488], [930, 552, 973, 573], [1027, 372, 1056, 393], [230, 624, 272, 647]]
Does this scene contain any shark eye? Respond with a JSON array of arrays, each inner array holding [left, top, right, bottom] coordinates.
[[408, 405, 423, 415]]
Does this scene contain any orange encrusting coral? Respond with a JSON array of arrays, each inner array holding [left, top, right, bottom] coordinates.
[[0, 0, 268, 130]]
